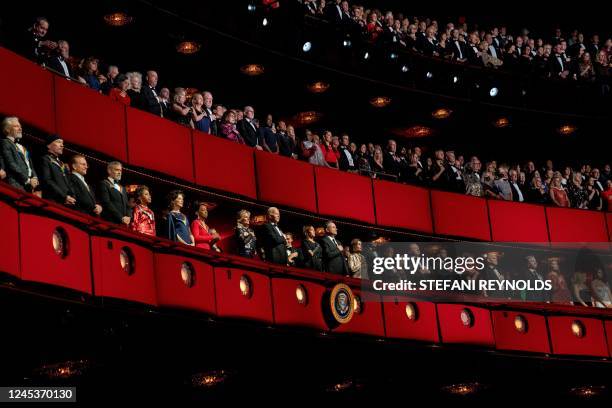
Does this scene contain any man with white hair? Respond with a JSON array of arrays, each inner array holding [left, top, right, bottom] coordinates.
[[257, 207, 288, 265], [0, 117, 38, 191]]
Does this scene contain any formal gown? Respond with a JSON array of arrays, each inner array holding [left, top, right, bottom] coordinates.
[[167, 211, 193, 245], [191, 219, 216, 250], [129, 204, 156, 236]]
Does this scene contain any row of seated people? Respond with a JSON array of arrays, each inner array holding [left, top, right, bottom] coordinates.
[[10, 18, 612, 211], [306, 1, 612, 82], [2, 117, 611, 307]]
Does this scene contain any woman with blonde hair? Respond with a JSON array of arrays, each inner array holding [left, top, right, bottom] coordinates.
[[126, 72, 144, 109]]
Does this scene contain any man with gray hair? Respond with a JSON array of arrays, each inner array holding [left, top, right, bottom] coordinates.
[[257, 206, 288, 265], [141, 70, 162, 116], [1, 117, 38, 191], [98, 161, 130, 225]]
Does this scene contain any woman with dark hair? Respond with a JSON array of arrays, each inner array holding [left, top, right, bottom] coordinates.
[[191, 202, 221, 252], [129, 185, 155, 236], [300, 225, 322, 271], [220, 110, 244, 143], [165, 190, 194, 245], [109, 74, 131, 106], [79, 57, 104, 92]]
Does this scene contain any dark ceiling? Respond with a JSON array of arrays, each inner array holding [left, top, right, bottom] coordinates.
[[1, 0, 610, 167]]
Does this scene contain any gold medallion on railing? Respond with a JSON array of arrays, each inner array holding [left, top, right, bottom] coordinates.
[[329, 283, 355, 325]]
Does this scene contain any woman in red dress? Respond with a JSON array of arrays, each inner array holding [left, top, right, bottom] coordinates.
[[190, 202, 221, 252], [109, 74, 131, 106], [129, 185, 156, 236]]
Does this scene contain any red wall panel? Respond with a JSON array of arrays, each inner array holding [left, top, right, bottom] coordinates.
[[315, 167, 375, 224], [54, 76, 127, 161], [488, 200, 549, 242], [605, 212, 612, 242], [154, 253, 216, 315], [373, 180, 432, 233], [333, 289, 385, 336], [606, 320, 612, 357], [0, 47, 55, 133], [382, 297, 439, 342], [126, 108, 194, 182], [214, 268, 273, 323], [91, 236, 157, 305], [19, 214, 91, 294], [431, 191, 491, 241], [271, 278, 327, 330], [546, 207, 608, 243], [193, 131, 257, 199], [437, 304, 495, 346], [0, 201, 20, 278], [492, 310, 550, 353], [255, 151, 317, 213], [548, 316, 609, 357]]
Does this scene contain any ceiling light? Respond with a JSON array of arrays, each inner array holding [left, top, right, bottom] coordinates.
[[176, 41, 201, 54], [432, 108, 452, 120], [306, 81, 330, 93], [558, 124, 577, 135], [240, 64, 265, 76], [493, 117, 510, 128], [104, 12, 133, 27], [369, 96, 391, 108]]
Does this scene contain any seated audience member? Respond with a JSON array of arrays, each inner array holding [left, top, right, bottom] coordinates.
[[212, 105, 226, 134], [320, 131, 338, 168], [285, 232, 302, 267], [68, 154, 102, 216], [591, 268, 612, 308], [98, 161, 130, 226], [165, 190, 194, 245], [170, 87, 193, 128], [109, 74, 131, 106], [585, 176, 603, 210], [220, 110, 244, 143], [21, 17, 56, 63], [571, 271, 593, 307], [100, 65, 119, 95], [521, 256, 546, 302], [547, 257, 572, 303], [527, 176, 549, 204], [237, 106, 262, 149], [129, 185, 156, 236], [259, 114, 279, 154], [79, 57, 104, 92], [159, 87, 170, 118], [46, 40, 73, 78], [141, 70, 162, 117], [481, 171, 503, 199], [258, 207, 288, 264], [550, 174, 570, 207], [1, 117, 38, 192], [235, 209, 257, 258], [463, 156, 483, 196], [40, 134, 75, 206], [190, 93, 210, 133], [602, 180, 612, 211], [301, 225, 323, 271], [567, 172, 588, 208], [508, 169, 525, 202], [347, 239, 368, 279], [126, 72, 144, 110], [191, 202, 221, 252], [321, 220, 348, 275], [338, 134, 357, 171]]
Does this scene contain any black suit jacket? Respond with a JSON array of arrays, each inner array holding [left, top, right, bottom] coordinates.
[[69, 173, 97, 215], [510, 182, 524, 202], [257, 223, 288, 265], [237, 119, 259, 147], [450, 40, 467, 60], [98, 178, 129, 224], [321, 235, 347, 275], [141, 85, 162, 116], [1, 138, 37, 190], [338, 146, 356, 171], [46, 56, 73, 78], [547, 54, 567, 75], [40, 154, 74, 204]]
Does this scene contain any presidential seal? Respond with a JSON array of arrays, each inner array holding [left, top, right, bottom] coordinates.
[[329, 283, 355, 325]]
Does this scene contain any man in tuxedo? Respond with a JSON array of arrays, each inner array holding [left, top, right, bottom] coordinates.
[[509, 169, 525, 202], [46, 40, 72, 78], [443, 150, 464, 192], [200, 91, 217, 135], [522, 256, 546, 302], [450, 29, 467, 62], [481, 251, 513, 299], [338, 133, 356, 172], [100, 65, 119, 95], [98, 161, 130, 225], [237, 106, 262, 149], [484, 33, 501, 60], [39, 134, 75, 206], [69, 155, 102, 216], [548, 44, 570, 78], [257, 207, 288, 265], [591, 168, 605, 192], [141, 70, 162, 116], [383, 139, 407, 179], [159, 88, 170, 118], [320, 221, 348, 275], [466, 32, 482, 65], [325, 0, 344, 24], [19, 17, 56, 63], [0, 117, 38, 191]]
